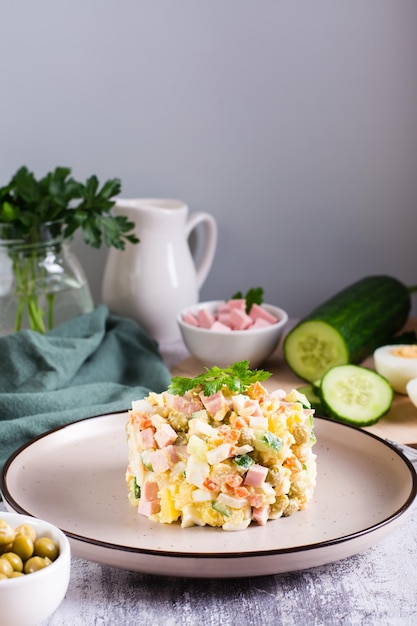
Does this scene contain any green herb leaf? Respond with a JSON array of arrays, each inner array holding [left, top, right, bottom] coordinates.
[[233, 454, 255, 470], [168, 360, 271, 396], [0, 167, 138, 251]]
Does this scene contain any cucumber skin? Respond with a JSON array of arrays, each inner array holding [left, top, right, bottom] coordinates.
[[284, 275, 411, 379]]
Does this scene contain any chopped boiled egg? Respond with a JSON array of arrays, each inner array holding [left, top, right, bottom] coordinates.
[[373, 344, 417, 394]]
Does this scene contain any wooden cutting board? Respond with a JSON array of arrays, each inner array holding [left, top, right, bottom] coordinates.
[[171, 319, 417, 445]]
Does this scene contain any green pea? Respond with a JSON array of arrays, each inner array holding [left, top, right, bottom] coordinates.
[[1, 552, 23, 572], [0, 520, 15, 546], [24, 556, 52, 575], [0, 558, 13, 578], [12, 535, 34, 561], [0, 542, 13, 555], [14, 523, 37, 543], [34, 536, 59, 561]]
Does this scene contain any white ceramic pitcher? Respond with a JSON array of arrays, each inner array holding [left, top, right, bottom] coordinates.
[[101, 198, 217, 343]]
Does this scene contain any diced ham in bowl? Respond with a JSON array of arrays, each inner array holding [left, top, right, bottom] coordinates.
[[177, 300, 289, 368], [182, 299, 280, 333]]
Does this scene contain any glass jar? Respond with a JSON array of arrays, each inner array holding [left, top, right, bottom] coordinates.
[[0, 221, 94, 335]]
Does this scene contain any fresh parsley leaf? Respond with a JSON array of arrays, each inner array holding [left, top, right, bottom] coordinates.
[[168, 360, 271, 396], [0, 166, 139, 250]]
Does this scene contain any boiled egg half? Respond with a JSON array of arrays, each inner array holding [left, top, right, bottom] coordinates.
[[406, 377, 417, 409], [373, 344, 417, 394]]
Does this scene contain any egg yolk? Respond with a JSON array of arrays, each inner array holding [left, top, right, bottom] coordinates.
[[390, 345, 417, 359]]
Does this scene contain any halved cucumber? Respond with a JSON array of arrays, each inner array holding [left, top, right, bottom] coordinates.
[[320, 364, 393, 426], [283, 275, 411, 383]]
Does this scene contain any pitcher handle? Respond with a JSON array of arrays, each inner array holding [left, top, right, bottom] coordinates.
[[185, 212, 217, 289]]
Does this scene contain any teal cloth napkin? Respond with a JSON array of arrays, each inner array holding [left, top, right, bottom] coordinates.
[[0, 305, 171, 473]]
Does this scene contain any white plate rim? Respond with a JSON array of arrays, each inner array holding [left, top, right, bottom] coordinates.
[[1, 413, 416, 574]]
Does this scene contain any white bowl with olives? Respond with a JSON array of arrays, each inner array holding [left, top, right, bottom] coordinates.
[[0, 511, 71, 626]]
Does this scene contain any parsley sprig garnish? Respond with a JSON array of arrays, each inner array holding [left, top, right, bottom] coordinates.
[[0, 166, 139, 333], [168, 360, 271, 396], [0, 166, 139, 249]]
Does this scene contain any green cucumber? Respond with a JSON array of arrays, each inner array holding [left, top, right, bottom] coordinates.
[[283, 275, 412, 383], [296, 384, 323, 413], [320, 364, 393, 426]]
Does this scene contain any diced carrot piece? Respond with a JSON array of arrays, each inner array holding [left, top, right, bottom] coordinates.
[[203, 477, 218, 491], [133, 414, 153, 429], [225, 474, 243, 488], [247, 381, 267, 400], [283, 456, 302, 474], [248, 494, 264, 508], [234, 486, 250, 498]]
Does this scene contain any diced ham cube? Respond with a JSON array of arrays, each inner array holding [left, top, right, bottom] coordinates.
[[197, 307, 215, 328], [141, 480, 159, 502], [252, 317, 272, 329], [249, 303, 278, 324], [172, 394, 203, 416], [244, 399, 263, 417], [138, 498, 160, 517], [230, 308, 253, 330], [154, 423, 178, 448], [139, 427, 156, 449], [149, 449, 170, 474], [226, 299, 246, 310], [217, 312, 233, 327], [183, 311, 199, 327], [164, 444, 179, 464], [252, 504, 270, 526], [200, 391, 229, 417], [211, 320, 232, 332], [244, 463, 269, 487]]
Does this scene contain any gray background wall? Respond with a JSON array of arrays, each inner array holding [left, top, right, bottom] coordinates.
[[1, 0, 417, 318]]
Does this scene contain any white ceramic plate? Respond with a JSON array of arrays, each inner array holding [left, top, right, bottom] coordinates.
[[1, 413, 416, 578]]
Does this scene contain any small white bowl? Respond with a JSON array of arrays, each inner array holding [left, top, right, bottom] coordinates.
[[0, 510, 71, 626], [177, 300, 289, 368]]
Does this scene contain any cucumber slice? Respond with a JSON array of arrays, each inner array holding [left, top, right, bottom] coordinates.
[[284, 320, 349, 383], [320, 364, 393, 426]]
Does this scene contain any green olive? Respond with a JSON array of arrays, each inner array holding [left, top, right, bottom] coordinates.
[[0, 520, 15, 546], [34, 536, 59, 562], [12, 535, 34, 561], [1, 552, 23, 572], [0, 573, 9, 581], [10, 571, 24, 578], [14, 523, 37, 543], [24, 555, 52, 574], [0, 558, 13, 578]]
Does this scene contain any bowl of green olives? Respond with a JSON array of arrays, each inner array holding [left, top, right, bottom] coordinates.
[[0, 511, 71, 626]]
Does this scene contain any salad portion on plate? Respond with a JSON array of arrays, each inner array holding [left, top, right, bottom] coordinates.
[[1, 360, 416, 578]]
